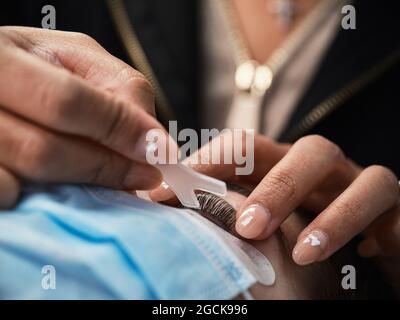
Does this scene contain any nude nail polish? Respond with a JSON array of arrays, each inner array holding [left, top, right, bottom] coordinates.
[[236, 204, 271, 239], [292, 230, 328, 265], [149, 181, 176, 202]]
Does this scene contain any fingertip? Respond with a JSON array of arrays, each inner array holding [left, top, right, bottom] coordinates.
[[292, 230, 328, 266], [149, 183, 175, 202], [0, 168, 20, 209], [235, 204, 271, 239]]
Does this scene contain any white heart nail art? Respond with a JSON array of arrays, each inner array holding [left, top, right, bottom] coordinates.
[[240, 214, 254, 227], [303, 234, 321, 246]]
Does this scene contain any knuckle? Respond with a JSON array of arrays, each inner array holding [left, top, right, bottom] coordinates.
[[134, 73, 153, 89], [264, 169, 297, 200], [297, 135, 343, 160], [332, 197, 364, 220], [368, 165, 398, 184], [70, 32, 97, 46], [117, 67, 150, 86], [38, 72, 80, 124], [366, 165, 399, 195], [131, 74, 155, 97], [116, 69, 155, 114], [57, 77, 82, 120], [15, 132, 53, 179], [100, 97, 132, 146]]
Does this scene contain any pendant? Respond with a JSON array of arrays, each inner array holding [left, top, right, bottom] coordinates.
[[226, 60, 274, 132], [234, 60, 273, 96]]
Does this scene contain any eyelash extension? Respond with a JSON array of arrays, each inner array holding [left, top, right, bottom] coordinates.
[[195, 191, 236, 232]]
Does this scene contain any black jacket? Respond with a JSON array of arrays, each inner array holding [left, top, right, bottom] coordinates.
[[1, 0, 400, 175]]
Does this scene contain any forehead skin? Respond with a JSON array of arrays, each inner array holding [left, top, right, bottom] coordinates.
[[225, 190, 321, 299]]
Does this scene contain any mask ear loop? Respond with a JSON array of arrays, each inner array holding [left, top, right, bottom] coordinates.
[[242, 290, 255, 300]]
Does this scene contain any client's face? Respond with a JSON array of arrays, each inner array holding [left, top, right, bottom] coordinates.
[[193, 189, 336, 299]]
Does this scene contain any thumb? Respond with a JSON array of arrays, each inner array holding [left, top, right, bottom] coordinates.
[[0, 167, 20, 209]]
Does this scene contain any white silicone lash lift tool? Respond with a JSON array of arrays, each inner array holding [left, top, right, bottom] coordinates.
[[154, 163, 227, 209]]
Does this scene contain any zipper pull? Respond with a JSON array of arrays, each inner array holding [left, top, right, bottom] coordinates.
[[226, 60, 273, 132], [235, 60, 274, 96]]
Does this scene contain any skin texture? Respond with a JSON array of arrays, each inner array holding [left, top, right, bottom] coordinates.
[[209, 190, 332, 299], [209, 0, 400, 264], [224, 191, 302, 299], [0, 9, 398, 294], [0, 26, 182, 208], [151, 133, 400, 270], [232, 0, 321, 62]]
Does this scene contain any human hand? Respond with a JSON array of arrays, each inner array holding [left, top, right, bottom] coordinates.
[[0, 26, 175, 208], [151, 133, 400, 266]]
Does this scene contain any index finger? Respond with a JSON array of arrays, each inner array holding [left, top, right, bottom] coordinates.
[[0, 43, 173, 164], [2, 27, 156, 115], [234, 135, 349, 240], [150, 132, 288, 202]]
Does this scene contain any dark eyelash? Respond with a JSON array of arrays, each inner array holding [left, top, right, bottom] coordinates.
[[195, 191, 236, 232]]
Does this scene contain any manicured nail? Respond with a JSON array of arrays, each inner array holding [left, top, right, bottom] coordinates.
[[358, 237, 380, 258], [160, 181, 169, 190], [292, 230, 328, 265], [128, 132, 152, 163], [123, 165, 162, 189], [149, 181, 176, 202], [235, 204, 271, 239], [132, 131, 180, 165]]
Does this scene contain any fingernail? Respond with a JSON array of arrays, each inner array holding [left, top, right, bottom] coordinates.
[[235, 204, 271, 239], [129, 132, 151, 163], [132, 131, 180, 165], [123, 165, 162, 190], [358, 237, 380, 258], [149, 181, 176, 202], [292, 230, 328, 265]]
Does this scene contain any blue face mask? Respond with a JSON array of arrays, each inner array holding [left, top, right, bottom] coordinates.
[[0, 184, 268, 300]]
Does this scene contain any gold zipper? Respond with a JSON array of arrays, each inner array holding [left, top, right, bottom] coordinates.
[[106, 0, 175, 122], [219, 0, 345, 71], [218, 0, 400, 142], [106, 0, 399, 141], [218, 0, 353, 133], [283, 49, 400, 142]]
